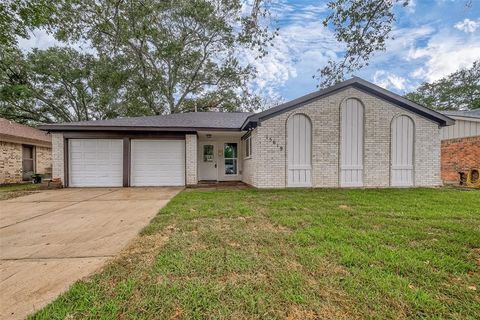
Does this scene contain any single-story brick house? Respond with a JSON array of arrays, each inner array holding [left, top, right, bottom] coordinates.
[[39, 77, 454, 188], [439, 110, 480, 185], [0, 118, 52, 184]]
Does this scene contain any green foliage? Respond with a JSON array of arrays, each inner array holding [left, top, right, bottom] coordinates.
[[0, 47, 128, 124], [318, 0, 410, 87], [53, 0, 271, 114], [0, 0, 56, 48], [405, 60, 480, 110], [1, 0, 273, 122]]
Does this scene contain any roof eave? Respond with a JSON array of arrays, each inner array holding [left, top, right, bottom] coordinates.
[[441, 114, 480, 122], [0, 134, 52, 147], [242, 77, 455, 128], [38, 125, 242, 132], [350, 82, 455, 127]]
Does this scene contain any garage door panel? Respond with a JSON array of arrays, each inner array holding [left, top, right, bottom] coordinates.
[[69, 139, 123, 187], [131, 140, 185, 186]]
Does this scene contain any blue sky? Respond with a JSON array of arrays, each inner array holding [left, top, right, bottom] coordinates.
[[245, 0, 480, 102], [19, 0, 480, 104]]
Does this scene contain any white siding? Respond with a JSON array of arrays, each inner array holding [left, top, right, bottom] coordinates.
[[440, 118, 480, 140], [287, 114, 312, 187], [340, 98, 364, 186], [391, 116, 414, 186]]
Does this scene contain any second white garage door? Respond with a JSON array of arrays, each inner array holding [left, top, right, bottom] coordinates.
[[130, 140, 185, 186]]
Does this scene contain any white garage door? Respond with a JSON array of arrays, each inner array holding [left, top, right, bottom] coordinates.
[[69, 139, 123, 187], [131, 140, 185, 186]]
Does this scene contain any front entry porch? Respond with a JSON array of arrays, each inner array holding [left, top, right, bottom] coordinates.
[[197, 131, 244, 183]]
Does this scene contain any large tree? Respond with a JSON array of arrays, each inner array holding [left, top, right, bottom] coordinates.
[[405, 61, 480, 111], [53, 0, 272, 114], [0, 47, 127, 123], [2, 0, 474, 124]]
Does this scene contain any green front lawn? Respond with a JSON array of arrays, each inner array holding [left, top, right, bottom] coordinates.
[[32, 188, 480, 319]]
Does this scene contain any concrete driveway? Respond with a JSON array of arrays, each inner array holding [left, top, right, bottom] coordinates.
[[0, 187, 182, 320]]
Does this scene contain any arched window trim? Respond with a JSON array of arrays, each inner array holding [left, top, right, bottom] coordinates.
[[339, 97, 365, 187], [390, 114, 416, 187], [286, 113, 313, 187]]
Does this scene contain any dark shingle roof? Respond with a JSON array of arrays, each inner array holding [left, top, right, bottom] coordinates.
[[39, 112, 253, 131]]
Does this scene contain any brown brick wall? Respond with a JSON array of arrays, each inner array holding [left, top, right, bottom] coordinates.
[[0, 141, 52, 184], [441, 136, 480, 184], [0, 141, 22, 184]]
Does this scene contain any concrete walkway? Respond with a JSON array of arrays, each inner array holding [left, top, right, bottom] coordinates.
[[0, 187, 182, 320]]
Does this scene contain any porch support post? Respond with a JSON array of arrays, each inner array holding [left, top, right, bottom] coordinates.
[[185, 134, 198, 185]]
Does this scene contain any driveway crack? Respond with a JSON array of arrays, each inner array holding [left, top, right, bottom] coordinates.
[[0, 202, 80, 230], [1, 255, 115, 261], [0, 189, 119, 230]]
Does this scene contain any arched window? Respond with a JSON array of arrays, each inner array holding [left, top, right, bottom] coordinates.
[[391, 115, 415, 186], [340, 98, 364, 187], [287, 114, 312, 187]]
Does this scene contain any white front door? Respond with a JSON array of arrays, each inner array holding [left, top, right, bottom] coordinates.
[[130, 140, 185, 186], [198, 142, 217, 180], [287, 114, 312, 187], [69, 139, 123, 187]]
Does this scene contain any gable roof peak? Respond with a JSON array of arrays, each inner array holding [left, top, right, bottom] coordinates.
[[242, 76, 454, 129]]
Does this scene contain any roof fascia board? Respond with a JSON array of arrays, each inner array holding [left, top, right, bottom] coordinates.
[[0, 134, 51, 147], [351, 80, 454, 126], [243, 78, 357, 127], [350, 84, 454, 127], [242, 78, 454, 129], [39, 125, 242, 132], [444, 115, 480, 122]]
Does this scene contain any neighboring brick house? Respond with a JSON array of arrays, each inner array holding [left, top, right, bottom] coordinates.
[[0, 118, 52, 184], [40, 77, 454, 188], [440, 110, 480, 185]]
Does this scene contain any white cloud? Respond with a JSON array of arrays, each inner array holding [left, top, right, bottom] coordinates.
[[17, 29, 95, 54], [17, 29, 62, 51], [454, 18, 480, 33], [373, 71, 409, 91], [407, 32, 480, 81], [243, 3, 342, 100], [381, 25, 435, 58]]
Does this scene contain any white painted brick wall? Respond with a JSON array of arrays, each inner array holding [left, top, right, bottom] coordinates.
[[247, 87, 441, 188], [185, 134, 198, 185], [51, 133, 64, 184], [241, 130, 257, 186]]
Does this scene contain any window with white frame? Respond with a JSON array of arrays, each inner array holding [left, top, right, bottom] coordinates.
[[224, 143, 238, 175], [245, 136, 252, 158]]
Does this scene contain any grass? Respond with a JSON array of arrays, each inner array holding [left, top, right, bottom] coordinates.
[[30, 188, 479, 319], [0, 183, 41, 200]]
